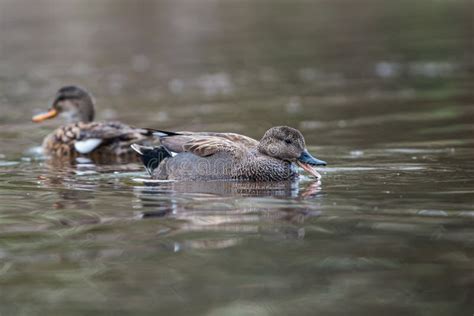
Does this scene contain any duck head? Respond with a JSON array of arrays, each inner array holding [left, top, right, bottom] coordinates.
[[32, 86, 95, 123], [258, 126, 327, 178]]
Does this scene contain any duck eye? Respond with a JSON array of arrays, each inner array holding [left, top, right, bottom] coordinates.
[[284, 139, 292, 144]]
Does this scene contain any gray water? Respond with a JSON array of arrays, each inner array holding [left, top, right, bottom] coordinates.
[[1, 0, 473, 315]]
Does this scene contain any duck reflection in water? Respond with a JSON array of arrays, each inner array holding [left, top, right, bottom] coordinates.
[[131, 180, 323, 251], [134, 179, 322, 198], [134, 181, 321, 229]]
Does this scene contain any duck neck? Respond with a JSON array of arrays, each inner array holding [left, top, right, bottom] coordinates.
[[257, 138, 274, 158], [68, 99, 95, 123]]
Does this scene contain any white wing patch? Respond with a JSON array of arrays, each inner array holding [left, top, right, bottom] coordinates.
[[130, 144, 144, 155], [74, 138, 103, 154], [152, 131, 169, 137]]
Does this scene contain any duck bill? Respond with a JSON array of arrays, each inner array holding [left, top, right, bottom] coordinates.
[[296, 150, 327, 179], [32, 109, 58, 122], [297, 160, 322, 179]]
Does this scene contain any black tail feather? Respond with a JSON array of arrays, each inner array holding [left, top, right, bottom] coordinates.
[[143, 128, 182, 137], [131, 144, 172, 175]]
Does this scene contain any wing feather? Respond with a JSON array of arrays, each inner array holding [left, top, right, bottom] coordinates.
[[183, 137, 238, 157], [156, 130, 258, 157], [160, 135, 243, 157]]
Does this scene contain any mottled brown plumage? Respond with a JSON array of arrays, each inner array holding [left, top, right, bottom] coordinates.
[[132, 126, 327, 181], [33, 86, 156, 160], [158, 131, 259, 154]]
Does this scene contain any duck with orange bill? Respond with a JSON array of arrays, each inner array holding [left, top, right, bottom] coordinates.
[[32, 86, 157, 160]]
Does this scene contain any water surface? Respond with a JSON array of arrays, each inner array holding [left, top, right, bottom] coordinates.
[[0, 0, 473, 315]]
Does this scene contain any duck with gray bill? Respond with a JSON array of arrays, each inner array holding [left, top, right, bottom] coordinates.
[[131, 126, 327, 181]]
